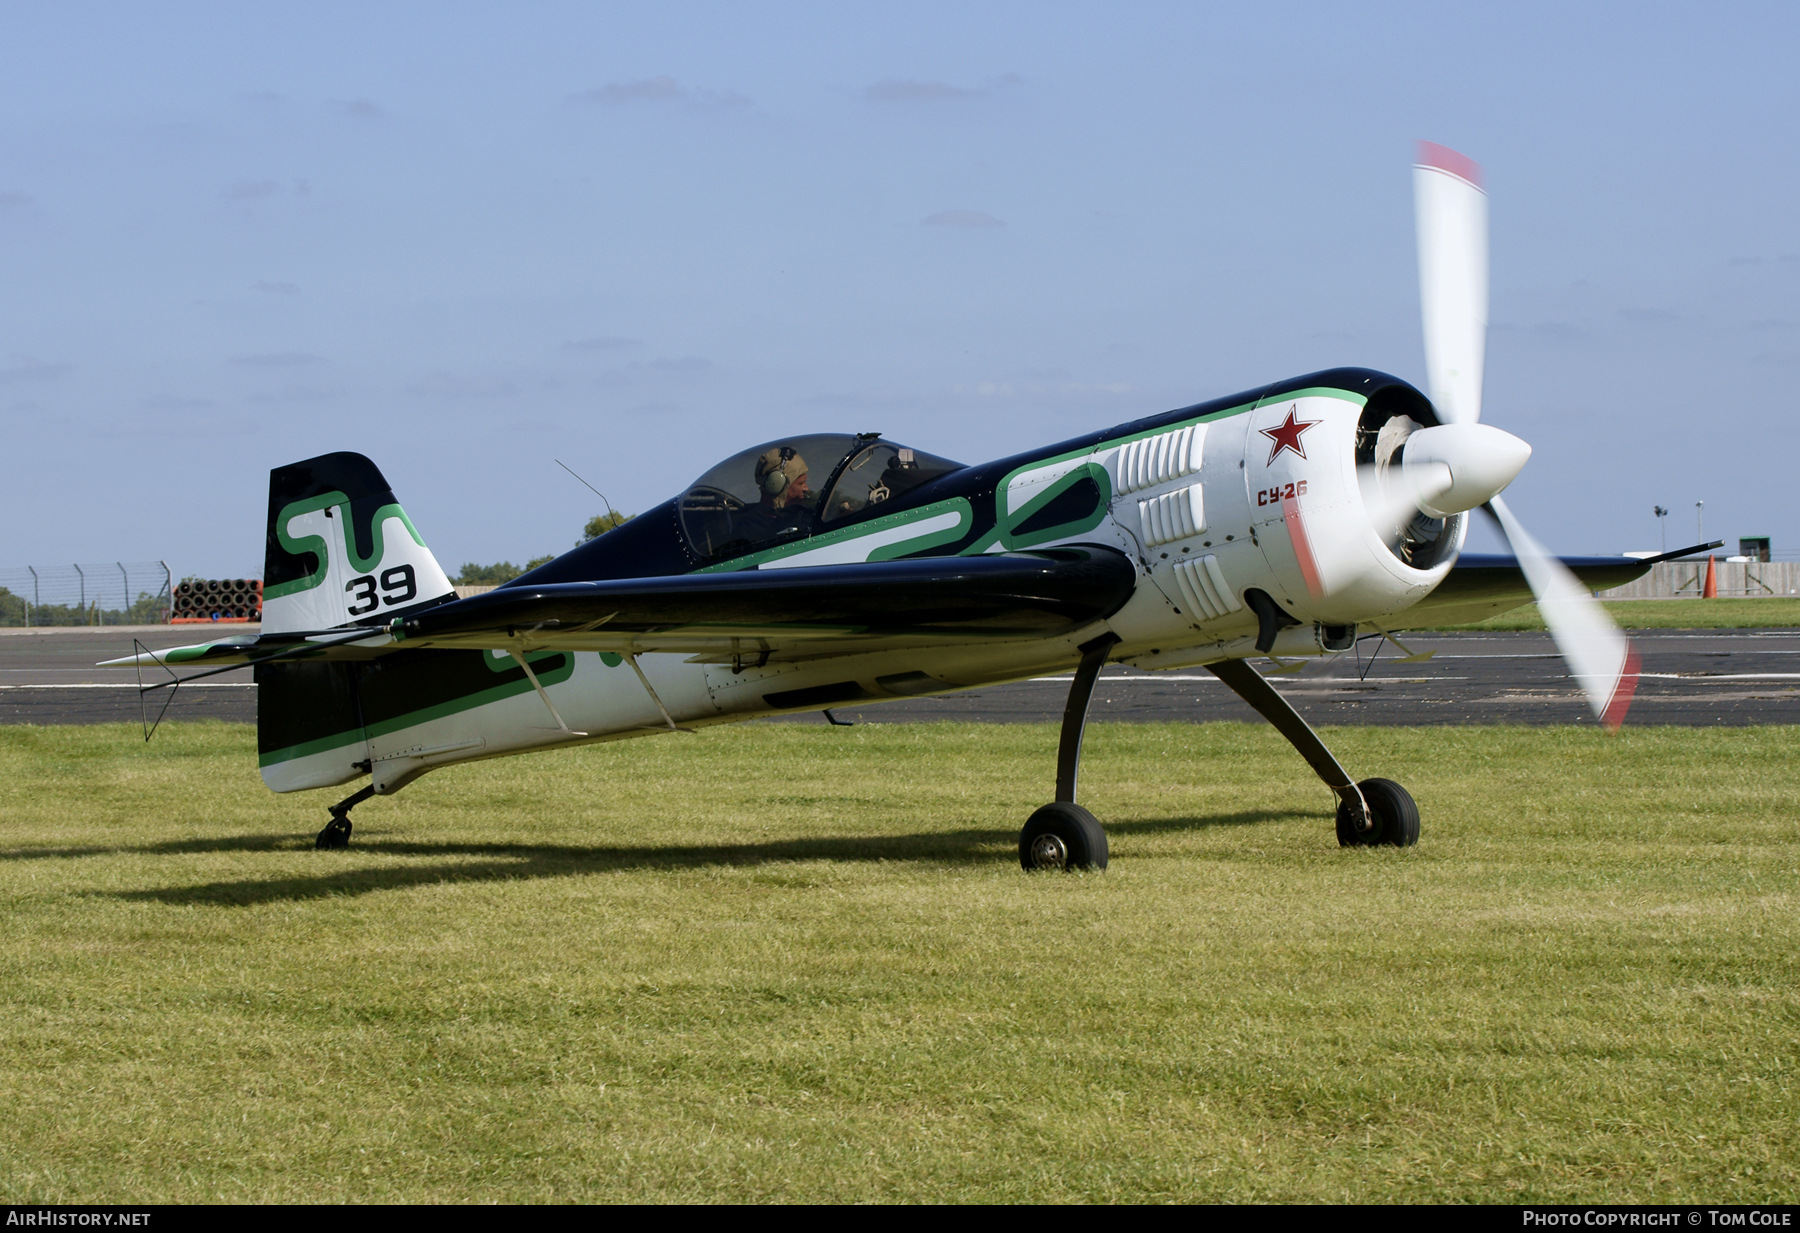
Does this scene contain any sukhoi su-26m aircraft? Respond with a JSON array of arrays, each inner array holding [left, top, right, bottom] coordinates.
[[114, 144, 1702, 869]]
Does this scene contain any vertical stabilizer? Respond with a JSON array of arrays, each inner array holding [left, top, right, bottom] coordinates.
[[262, 452, 455, 634]]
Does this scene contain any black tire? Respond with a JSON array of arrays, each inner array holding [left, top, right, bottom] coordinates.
[[315, 816, 353, 850], [1336, 778, 1419, 848], [1019, 802, 1109, 871]]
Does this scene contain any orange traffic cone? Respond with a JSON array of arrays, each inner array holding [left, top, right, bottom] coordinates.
[[1703, 554, 1718, 598]]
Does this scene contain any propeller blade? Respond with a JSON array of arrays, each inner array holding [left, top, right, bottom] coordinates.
[[1486, 495, 1640, 729], [1415, 141, 1488, 425], [1357, 461, 1435, 543]]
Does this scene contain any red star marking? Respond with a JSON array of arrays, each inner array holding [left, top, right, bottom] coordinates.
[[1259, 406, 1321, 465]]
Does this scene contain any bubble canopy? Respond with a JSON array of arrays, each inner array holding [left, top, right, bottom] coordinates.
[[678, 433, 965, 565]]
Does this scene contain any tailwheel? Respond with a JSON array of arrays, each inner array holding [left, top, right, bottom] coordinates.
[[1020, 802, 1109, 872], [1336, 778, 1420, 848], [315, 785, 374, 850]]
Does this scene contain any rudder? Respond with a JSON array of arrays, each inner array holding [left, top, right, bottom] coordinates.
[[262, 451, 456, 634]]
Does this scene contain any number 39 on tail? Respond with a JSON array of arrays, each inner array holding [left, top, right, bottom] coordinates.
[[112, 144, 1688, 869]]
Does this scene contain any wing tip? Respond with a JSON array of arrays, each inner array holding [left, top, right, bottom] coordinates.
[[1600, 644, 1641, 732], [1415, 140, 1485, 191]]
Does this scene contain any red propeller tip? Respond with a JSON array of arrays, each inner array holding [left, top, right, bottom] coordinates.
[[1416, 140, 1485, 190], [1600, 644, 1641, 732]]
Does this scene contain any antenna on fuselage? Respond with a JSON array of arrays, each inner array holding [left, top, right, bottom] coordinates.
[[556, 459, 614, 516]]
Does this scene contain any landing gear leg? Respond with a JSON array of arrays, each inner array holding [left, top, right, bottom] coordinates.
[[1020, 633, 1119, 871], [1204, 658, 1418, 848], [316, 785, 376, 850]]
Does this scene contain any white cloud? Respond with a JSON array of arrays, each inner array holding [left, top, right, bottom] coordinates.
[[408, 372, 519, 398], [225, 179, 309, 201], [864, 75, 1020, 101], [923, 210, 1005, 229], [0, 356, 70, 384], [1532, 323, 1589, 342], [122, 413, 262, 437], [961, 377, 1138, 401], [572, 77, 749, 107], [561, 336, 639, 353], [230, 352, 324, 367], [866, 79, 984, 102]]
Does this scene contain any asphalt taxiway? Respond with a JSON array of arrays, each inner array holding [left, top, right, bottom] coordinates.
[[4, 624, 1797, 728]]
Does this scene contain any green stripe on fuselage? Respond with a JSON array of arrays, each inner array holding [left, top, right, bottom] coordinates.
[[256, 648, 577, 768]]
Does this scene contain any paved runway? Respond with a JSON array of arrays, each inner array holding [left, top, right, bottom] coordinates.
[[782, 629, 1800, 728], [5, 623, 1798, 728], [0, 626, 259, 725]]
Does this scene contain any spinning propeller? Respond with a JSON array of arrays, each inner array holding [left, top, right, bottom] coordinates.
[[1412, 140, 1639, 726], [1371, 141, 1639, 727]]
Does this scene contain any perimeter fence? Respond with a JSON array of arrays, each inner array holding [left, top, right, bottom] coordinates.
[[0, 562, 174, 627], [1599, 560, 1800, 599]]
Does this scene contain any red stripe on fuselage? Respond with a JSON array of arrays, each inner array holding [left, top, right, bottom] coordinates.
[[1282, 496, 1324, 601], [1600, 643, 1641, 731]]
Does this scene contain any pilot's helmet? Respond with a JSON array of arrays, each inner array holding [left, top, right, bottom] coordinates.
[[754, 446, 808, 508]]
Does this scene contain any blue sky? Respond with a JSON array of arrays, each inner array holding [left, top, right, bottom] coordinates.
[[2, 1, 1794, 576]]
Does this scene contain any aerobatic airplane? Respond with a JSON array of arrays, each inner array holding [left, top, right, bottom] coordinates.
[[112, 143, 1703, 869]]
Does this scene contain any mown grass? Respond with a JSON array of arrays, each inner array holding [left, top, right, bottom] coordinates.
[[1431, 596, 1800, 631], [0, 721, 1795, 1203]]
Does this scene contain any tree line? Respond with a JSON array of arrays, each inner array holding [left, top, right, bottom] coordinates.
[[0, 589, 172, 627], [453, 510, 631, 587]]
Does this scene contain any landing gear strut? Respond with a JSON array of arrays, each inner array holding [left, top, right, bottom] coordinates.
[[1020, 633, 1119, 871], [316, 785, 375, 849], [1206, 657, 1419, 848]]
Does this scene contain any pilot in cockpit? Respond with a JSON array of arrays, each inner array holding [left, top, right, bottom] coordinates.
[[740, 445, 813, 541]]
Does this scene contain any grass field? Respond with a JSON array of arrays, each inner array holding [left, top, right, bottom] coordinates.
[[1431, 596, 1800, 631], [1, 721, 1795, 1203]]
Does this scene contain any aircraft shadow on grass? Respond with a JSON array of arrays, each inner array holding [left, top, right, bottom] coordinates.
[[28, 809, 1298, 907], [3, 834, 295, 861]]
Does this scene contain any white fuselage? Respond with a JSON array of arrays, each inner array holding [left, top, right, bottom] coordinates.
[[265, 391, 1465, 799]]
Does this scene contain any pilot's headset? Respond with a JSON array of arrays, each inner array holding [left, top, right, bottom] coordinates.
[[755, 446, 808, 507]]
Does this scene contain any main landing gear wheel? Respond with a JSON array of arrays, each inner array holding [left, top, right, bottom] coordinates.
[[1336, 778, 1420, 848], [1019, 802, 1109, 872]]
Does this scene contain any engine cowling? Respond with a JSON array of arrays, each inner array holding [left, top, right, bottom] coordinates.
[[1100, 376, 1477, 662]]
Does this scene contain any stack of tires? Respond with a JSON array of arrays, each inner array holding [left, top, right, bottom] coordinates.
[[171, 578, 263, 624]]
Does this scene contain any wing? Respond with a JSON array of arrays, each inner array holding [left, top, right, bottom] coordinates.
[[103, 549, 1139, 670], [1397, 542, 1717, 628]]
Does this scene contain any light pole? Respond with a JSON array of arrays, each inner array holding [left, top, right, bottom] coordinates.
[[1654, 505, 1668, 552], [1696, 501, 1704, 546]]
